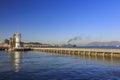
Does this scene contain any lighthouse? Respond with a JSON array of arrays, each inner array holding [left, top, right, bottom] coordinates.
[[14, 33, 21, 48]]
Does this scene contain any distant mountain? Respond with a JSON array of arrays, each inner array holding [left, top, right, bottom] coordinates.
[[86, 41, 120, 46]]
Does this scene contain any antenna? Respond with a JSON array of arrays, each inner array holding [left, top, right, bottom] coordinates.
[[17, 24, 20, 33]]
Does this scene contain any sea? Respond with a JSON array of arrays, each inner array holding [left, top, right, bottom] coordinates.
[[0, 46, 120, 80]]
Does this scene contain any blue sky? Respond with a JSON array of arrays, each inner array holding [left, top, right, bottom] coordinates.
[[0, 0, 120, 44]]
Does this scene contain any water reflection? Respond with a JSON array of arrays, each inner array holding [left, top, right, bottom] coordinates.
[[41, 51, 120, 65], [10, 51, 22, 72], [8, 51, 120, 71], [0, 51, 120, 80]]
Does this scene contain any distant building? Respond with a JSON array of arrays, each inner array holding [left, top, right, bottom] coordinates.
[[10, 33, 21, 48], [4, 39, 9, 45], [14, 33, 21, 48]]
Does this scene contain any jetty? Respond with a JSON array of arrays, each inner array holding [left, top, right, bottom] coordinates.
[[13, 47, 31, 51], [1, 46, 120, 57], [32, 48, 120, 57], [0, 47, 5, 50], [6, 47, 31, 51]]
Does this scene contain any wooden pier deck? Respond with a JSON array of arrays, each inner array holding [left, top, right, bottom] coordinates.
[[32, 48, 120, 57]]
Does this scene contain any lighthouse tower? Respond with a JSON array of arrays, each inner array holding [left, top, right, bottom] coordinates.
[[14, 33, 21, 48]]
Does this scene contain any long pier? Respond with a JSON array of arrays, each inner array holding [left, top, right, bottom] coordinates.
[[32, 48, 120, 57]]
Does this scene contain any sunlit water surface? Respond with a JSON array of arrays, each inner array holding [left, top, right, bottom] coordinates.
[[0, 51, 120, 80]]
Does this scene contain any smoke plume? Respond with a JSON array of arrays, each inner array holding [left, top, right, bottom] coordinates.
[[68, 36, 82, 44]]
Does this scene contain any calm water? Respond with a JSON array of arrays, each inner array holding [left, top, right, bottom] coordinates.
[[0, 51, 120, 80]]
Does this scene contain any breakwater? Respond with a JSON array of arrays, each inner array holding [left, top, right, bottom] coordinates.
[[32, 48, 120, 57]]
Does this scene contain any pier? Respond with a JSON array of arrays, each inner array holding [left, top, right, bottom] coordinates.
[[32, 48, 120, 57], [13, 47, 31, 51], [0, 47, 5, 50]]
